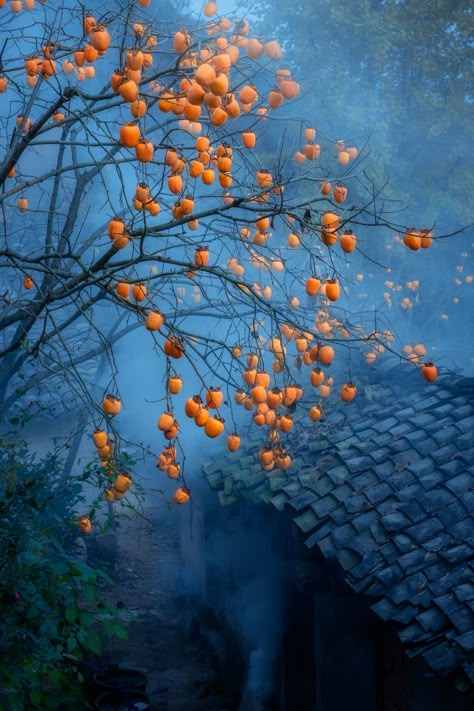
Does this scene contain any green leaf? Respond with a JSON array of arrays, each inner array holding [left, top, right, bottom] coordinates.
[[103, 619, 114, 638], [82, 584, 95, 603], [85, 630, 101, 655], [96, 568, 113, 584], [64, 606, 78, 624], [29, 689, 44, 706], [113, 623, 128, 640], [79, 611, 94, 628], [47, 669, 63, 687], [66, 637, 77, 653]]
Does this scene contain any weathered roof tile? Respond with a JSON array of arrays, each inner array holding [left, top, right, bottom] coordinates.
[[439, 544, 473, 565], [373, 460, 396, 478], [431, 444, 461, 465], [405, 517, 444, 543], [454, 630, 474, 652], [453, 583, 474, 602], [348, 551, 385, 579], [416, 607, 448, 633], [393, 533, 415, 553], [372, 416, 399, 433], [375, 563, 405, 588], [365, 482, 392, 504], [390, 572, 427, 604], [381, 511, 411, 531], [449, 607, 474, 634], [344, 455, 375, 474], [397, 548, 434, 574], [456, 414, 474, 433], [311, 494, 339, 518], [445, 472, 473, 495], [420, 489, 454, 513], [343, 494, 370, 515], [326, 464, 350, 485], [371, 597, 398, 621], [352, 510, 378, 532]]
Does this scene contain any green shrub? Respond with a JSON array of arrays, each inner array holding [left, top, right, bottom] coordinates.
[[0, 434, 127, 710]]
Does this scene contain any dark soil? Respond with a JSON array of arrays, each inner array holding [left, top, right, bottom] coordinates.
[[93, 506, 239, 711]]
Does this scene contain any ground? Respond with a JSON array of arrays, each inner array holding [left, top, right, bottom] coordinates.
[[92, 502, 238, 711]]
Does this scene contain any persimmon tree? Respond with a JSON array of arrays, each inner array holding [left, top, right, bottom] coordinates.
[[0, 0, 453, 517]]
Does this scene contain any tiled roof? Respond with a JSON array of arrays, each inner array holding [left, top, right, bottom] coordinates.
[[203, 367, 474, 683]]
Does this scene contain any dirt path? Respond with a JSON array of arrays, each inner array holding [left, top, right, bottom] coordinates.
[[96, 506, 238, 711]]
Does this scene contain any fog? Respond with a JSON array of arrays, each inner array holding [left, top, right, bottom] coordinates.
[[1, 0, 472, 708]]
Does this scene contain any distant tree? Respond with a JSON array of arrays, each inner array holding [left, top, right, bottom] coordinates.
[[241, 0, 474, 224], [0, 0, 462, 508]]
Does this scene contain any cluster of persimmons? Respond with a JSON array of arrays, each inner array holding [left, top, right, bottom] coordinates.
[[0, 0, 440, 530]]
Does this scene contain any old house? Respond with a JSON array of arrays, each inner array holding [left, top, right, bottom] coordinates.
[[182, 366, 474, 710]]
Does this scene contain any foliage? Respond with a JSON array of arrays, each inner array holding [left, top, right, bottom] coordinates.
[[0, 434, 127, 710]]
